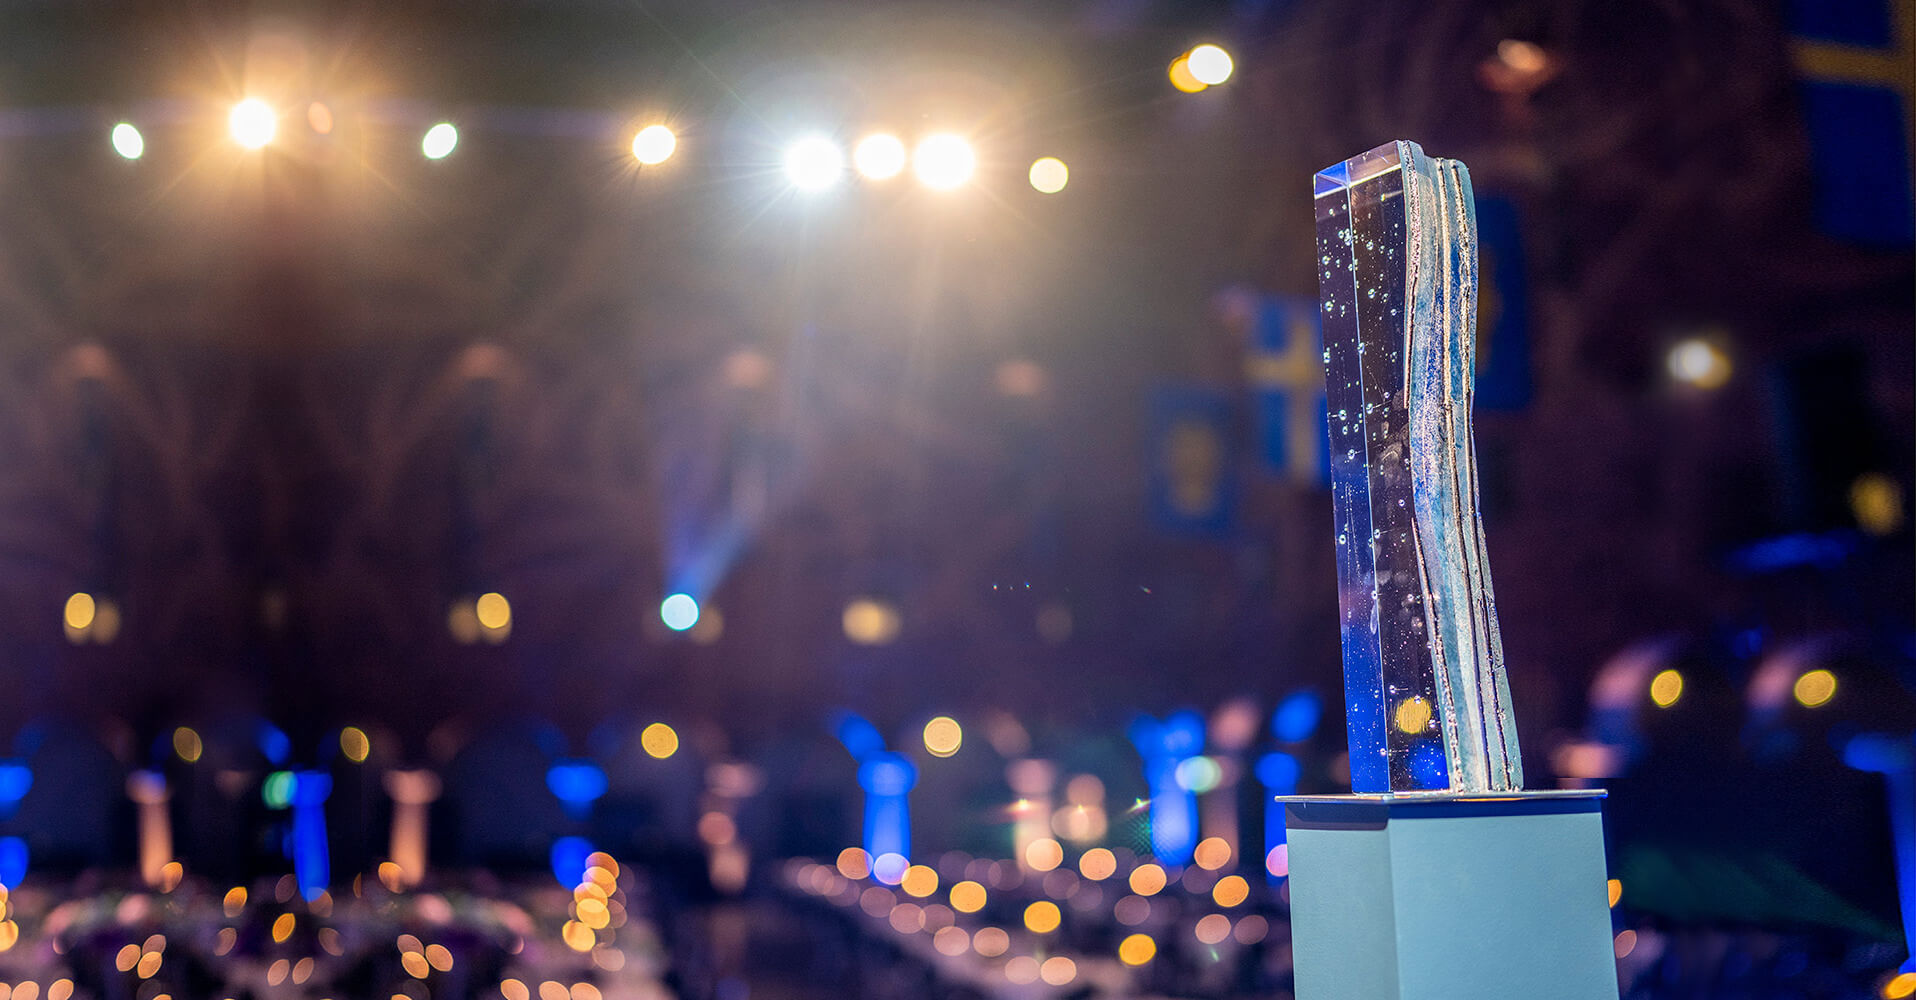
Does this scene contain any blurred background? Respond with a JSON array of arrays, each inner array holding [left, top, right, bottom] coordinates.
[[0, 0, 1907, 997]]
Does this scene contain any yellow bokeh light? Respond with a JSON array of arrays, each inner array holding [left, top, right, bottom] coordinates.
[[224, 886, 247, 916], [1793, 669, 1837, 708], [1078, 847, 1116, 881], [1186, 44, 1234, 85], [632, 124, 676, 165], [912, 134, 976, 191], [900, 864, 939, 898], [1024, 837, 1063, 872], [1118, 932, 1157, 965], [1023, 899, 1061, 934], [1667, 338, 1731, 389], [1193, 836, 1232, 871], [1851, 473, 1905, 535], [1028, 157, 1068, 194], [340, 726, 371, 763], [641, 722, 679, 759], [401, 951, 430, 979], [229, 98, 277, 149], [1394, 696, 1433, 734], [1129, 863, 1167, 896], [561, 920, 595, 952], [475, 592, 512, 631], [173, 727, 202, 764], [923, 716, 962, 757], [948, 880, 986, 913], [842, 598, 901, 645], [1649, 669, 1684, 708], [1212, 874, 1249, 907], [137, 949, 162, 976], [853, 133, 907, 180], [1886, 972, 1916, 999], [1168, 56, 1207, 93], [1607, 879, 1623, 908], [272, 913, 295, 943], [65, 592, 96, 630]]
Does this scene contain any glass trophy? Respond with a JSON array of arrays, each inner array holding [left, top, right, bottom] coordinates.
[[1314, 140, 1522, 794]]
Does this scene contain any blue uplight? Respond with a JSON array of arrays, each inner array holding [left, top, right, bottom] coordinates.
[[551, 835, 595, 887], [661, 593, 700, 631]]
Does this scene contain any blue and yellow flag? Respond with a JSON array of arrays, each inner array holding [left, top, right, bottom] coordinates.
[[1244, 296, 1332, 487], [1148, 385, 1236, 537]]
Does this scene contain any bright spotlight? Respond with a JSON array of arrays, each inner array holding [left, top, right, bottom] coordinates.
[[784, 135, 845, 191], [660, 593, 700, 631], [421, 122, 458, 160], [853, 133, 907, 180], [1187, 44, 1235, 85], [1028, 156, 1068, 194], [229, 98, 277, 149], [110, 123, 144, 160], [912, 134, 975, 191], [632, 124, 676, 165]]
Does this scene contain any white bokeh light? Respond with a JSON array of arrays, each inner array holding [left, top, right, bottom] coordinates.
[[784, 135, 846, 192], [912, 134, 976, 191]]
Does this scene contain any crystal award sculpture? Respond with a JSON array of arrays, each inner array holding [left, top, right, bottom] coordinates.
[[1314, 140, 1521, 794]]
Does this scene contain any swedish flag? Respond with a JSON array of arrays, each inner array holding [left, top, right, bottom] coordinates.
[[1788, 0, 1915, 244], [1244, 296, 1331, 488]]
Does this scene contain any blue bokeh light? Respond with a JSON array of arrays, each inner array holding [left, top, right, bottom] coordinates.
[[547, 760, 609, 805], [551, 835, 595, 887], [0, 837, 25, 888], [1272, 690, 1324, 743]]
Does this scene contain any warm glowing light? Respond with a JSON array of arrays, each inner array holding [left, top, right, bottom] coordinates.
[[1394, 696, 1433, 734], [172, 727, 202, 764], [1266, 843, 1290, 878], [1607, 879, 1622, 907], [1078, 847, 1116, 881], [854, 133, 907, 180], [1667, 338, 1731, 389], [1028, 156, 1068, 194], [1497, 39, 1549, 75], [1793, 668, 1837, 708], [1852, 473, 1905, 535], [111, 123, 144, 160], [632, 124, 677, 165], [784, 135, 845, 192], [837, 846, 871, 880], [65, 592, 96, 630], [402, 951, 430, 979], [1129, 863, 1166, 896], [660, 593, 699, 631], [1005, 955, 1040, 984], [922, 716, 963, 757], [1235, 913, 1270, 944], [1193, 837, 1232, 871], [933, 925, 969, 956], [641, 722, 679, 759], [972, 926, 1009, 957], [223, 886, 247, 917], [912, 134, 976, 190], [1887, 972, 1916, 999], [842, 598, 901, 645], [476, 592, 511, 630], [949, 880, 986, 912], [1194, 913, 1231, 944], [1024, 837, 1063, 872], [340, 726, 371, 763], [1649, 669, 1684, 708], [1040, 956, 1076, 986], [272, 913, 295, 943], [1023, 899, 1061, 934], [900, 864, 939, 898], [307, 103, 333, 134], [1119, 932, 1157, 965], [1614, 928, 1637, 958], [1168, 56, 1207, 93], [1186, 44, 1234, 85], [422, 122, 458, 160], [1212, 874, 1249, 907], [562, 921, 595, 952], [229, 99, 277, 149]]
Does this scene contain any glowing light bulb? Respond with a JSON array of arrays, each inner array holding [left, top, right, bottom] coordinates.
[[111, 123, 144, 160], [1187, 44, 1234, 85], [1028, 157, 1068, 194], [421, 122, 457, 160], [912, 134, 976, 190], [854, 133, 907, 180], [632, 124, 676, 165], [784, 135, 845, 192], [660, 593, 700, 631], [229, 98, 277, 149]]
